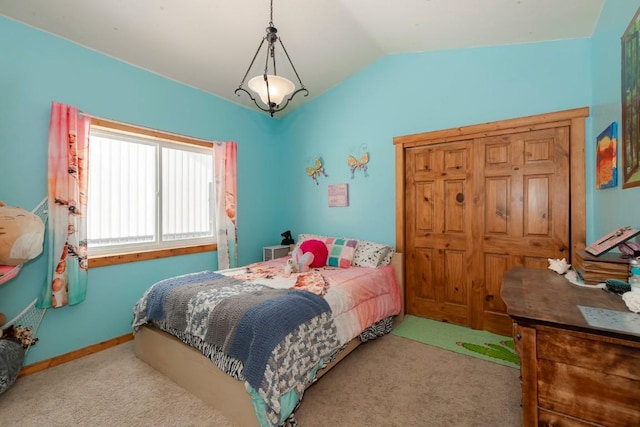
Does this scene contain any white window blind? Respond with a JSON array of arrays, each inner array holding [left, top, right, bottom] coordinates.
[[87, 126, 215, 255], [161, 146, 214, 241]]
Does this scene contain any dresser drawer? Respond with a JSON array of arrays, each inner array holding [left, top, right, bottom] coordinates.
[[536, 327, 640, 379], [538, 408, 599, 427], [535, 327, 640, 427], [537, 359, 639, 426]]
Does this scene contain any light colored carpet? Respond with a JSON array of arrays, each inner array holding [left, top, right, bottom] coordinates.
[[392, 315, 520, 369], [0, 334, 522, 426]]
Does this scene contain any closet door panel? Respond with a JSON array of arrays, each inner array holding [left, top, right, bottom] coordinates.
[[477, 127, 570, 335], [485, 176, 511, 234], [406, 141, 473, 326]]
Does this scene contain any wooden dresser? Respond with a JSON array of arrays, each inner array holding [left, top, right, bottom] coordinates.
[[501, 268, 640, 427]]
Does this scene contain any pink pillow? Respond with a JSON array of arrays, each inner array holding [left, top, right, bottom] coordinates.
[[325, 237, 358, 268], [299, 239, 328, 268]]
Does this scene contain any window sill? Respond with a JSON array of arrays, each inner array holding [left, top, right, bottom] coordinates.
[[88, 243, 217, 268]]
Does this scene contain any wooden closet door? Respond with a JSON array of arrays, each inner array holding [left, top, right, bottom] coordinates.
[[397, 108, 587, 336], [472, 127, 570, 335], [404, 128, 570, 333], [405, 141, 474, 326]]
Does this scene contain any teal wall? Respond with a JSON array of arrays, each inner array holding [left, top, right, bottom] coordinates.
[[0, 16, 288, 364], [590, 0, 640, 241], [283, 40, 591, 245], [1, 0, 639, 365]]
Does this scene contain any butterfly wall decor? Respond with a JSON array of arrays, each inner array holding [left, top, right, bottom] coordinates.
[[306, 157, 328, 185], [348, 151, 369, 178]]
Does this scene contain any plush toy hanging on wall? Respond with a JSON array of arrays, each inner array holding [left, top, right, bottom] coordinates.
[[0, 201, 45, 395], [0, 201, 45, 285]]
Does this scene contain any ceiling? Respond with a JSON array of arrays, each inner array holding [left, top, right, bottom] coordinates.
[[1, 0, 604, 116]]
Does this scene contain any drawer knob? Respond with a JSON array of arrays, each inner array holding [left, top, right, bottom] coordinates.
[[516, 333, 522, 341]]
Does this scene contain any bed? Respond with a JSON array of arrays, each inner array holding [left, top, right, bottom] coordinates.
[[132, 236, 403, 427]]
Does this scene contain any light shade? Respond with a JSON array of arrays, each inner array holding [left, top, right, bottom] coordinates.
[[247, 75, 295, 106]]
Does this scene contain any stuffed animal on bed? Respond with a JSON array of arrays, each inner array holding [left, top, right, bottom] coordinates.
[[0, 201, 45, 266], [284, 239, 329, 274], [285, 247, 314, 274]]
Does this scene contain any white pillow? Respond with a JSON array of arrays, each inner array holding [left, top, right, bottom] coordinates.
[[380, 248, 395, 267], [352, 240, 393, 268]]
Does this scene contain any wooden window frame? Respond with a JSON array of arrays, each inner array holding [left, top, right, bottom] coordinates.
[[87, 118, 217, 268]]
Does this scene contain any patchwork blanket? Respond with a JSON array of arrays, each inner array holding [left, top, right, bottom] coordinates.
[[132, 270, 340, 427]]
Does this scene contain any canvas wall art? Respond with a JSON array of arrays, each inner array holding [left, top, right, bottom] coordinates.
[[622, 6, 640, 188], [596, 122, 618, 189]]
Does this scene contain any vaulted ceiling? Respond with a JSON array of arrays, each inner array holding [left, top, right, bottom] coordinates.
[[1, 0, 604, 115]]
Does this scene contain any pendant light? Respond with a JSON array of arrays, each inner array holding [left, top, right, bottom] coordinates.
[[235, 0, 308, 117]]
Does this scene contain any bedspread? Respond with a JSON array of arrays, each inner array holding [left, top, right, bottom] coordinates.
[[132, 258, 401, 427], [223, 258, 402, 345]]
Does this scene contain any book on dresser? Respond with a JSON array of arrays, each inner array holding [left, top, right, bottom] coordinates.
[[573, 249, 630, 285]]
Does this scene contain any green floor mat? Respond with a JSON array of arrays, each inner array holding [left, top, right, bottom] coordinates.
[[391, 315, 520, 369]]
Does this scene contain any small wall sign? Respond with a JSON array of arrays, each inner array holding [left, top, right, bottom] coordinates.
[[328, 183, 349, 207]]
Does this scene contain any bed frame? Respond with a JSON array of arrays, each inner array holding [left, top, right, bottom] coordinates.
[[134, 253, 404, 427]]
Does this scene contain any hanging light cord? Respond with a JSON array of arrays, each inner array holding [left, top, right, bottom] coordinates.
[[269, 0, 274, 27]]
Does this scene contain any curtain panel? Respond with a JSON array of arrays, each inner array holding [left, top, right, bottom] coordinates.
[[213, 141, 238, 270], [38, 102, 89, 309]]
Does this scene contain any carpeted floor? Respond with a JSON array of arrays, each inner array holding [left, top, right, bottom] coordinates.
[[0, 333, 523, 426], [392, 315, 520, 369]]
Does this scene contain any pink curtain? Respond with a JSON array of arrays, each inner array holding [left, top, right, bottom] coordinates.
[[213, 141, 238, 269], [38, 102, 90, 308]]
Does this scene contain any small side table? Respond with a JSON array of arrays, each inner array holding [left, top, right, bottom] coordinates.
[[263, 245, 291, 261]]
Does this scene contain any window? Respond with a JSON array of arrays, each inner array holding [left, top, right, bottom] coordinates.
[[87, 119, 216, 263]]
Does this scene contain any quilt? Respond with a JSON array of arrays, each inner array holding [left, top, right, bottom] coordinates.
[[220, 258, 402, 345], [132, 258, 401, 427]]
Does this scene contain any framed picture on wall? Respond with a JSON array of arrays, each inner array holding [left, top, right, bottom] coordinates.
[[621, 6, 640, 188], [328, 184, 349, 207], [596, 122, 617, 189]]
